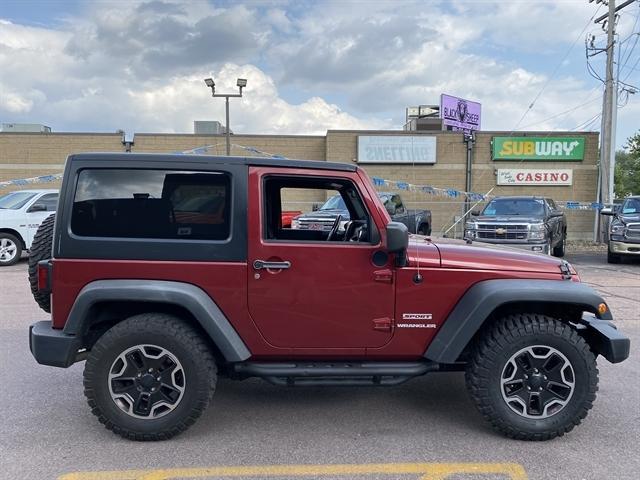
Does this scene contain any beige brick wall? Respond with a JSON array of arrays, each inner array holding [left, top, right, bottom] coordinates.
[[0, 130, 598, 239], [0, 132, 124, 192]]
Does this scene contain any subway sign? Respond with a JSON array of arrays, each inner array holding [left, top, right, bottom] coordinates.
[[493, 136, 585, 161]]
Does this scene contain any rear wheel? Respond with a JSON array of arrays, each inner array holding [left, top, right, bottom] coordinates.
[[466, 313, 598, 440], [0, 232, 22, 266], [83, 313, 217, 441], [28, 214, 55, 312]]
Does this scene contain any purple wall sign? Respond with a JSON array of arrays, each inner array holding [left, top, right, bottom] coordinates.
[[440, 93, 481, 132]]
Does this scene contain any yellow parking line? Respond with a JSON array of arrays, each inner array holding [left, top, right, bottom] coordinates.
[[59, 462, 528, 480]]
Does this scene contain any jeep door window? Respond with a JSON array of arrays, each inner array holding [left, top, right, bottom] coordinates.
[[264, 176, 375, 243], [71, 169, 230, 240], [0, 191, 37, 209]]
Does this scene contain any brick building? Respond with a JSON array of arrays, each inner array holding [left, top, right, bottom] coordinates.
[[0, 129, 599, 239]]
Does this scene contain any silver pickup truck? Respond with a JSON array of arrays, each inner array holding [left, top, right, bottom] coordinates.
[[464, 196, 567, 257], [292, 192, 432, 236]]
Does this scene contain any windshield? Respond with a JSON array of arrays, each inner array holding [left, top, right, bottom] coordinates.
[[0, 191, 37, 210], [621, 198, 640, 214], [482, 198, 545, 216], [320, 195, 347, 211]]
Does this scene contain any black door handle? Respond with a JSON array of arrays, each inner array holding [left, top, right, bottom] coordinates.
[[253, 260, 291, 270]]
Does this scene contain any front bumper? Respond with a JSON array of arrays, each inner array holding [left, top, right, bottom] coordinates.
[[29, 321, 82, 368], [576, 314, 630, 364], [609, 240, 640, 255]]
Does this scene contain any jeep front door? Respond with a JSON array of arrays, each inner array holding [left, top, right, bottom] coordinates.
[[247, 168, 394, 350]]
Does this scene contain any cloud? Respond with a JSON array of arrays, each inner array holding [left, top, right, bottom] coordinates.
[[0, 0, 637, 147]]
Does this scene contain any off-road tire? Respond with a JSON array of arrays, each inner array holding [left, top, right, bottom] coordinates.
[[83, 313, 217, 441], [607, 248, 622, 264], [28, 214, 55, 312], [552, 233, 566, 257], [466, 313, 598, 441], [0, 232, 22, 266]]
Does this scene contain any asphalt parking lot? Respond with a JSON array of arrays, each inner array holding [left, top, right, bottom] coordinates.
[[0, 252, 637, 480]]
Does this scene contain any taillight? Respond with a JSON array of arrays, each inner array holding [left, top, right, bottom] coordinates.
[[37, 260, 52, 294]]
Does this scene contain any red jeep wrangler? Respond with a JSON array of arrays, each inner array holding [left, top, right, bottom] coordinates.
[[29, 153, 629, 441]]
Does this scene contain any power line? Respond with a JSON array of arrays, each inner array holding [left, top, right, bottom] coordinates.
[[511, 4, 604, 130]]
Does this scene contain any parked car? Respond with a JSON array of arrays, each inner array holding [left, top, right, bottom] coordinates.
[[292, 192, 431, 235], [601, 195, 640, 263], [0, 189, 58, 266], [465, 196, 567, 257], [28, 153, 628, 442]]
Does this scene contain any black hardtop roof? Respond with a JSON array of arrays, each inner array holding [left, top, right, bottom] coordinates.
[[68, 152, 357, 172]]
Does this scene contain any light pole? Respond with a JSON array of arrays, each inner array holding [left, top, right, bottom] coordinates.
[[203, 77, 247, 156]]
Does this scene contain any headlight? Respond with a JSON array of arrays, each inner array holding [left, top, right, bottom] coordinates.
[[529, 224, 545, 240], [291, 219, 300, 229], [465, 230, 476, 239], [465, 222, 477, 230], [610, 224, 624, 235]]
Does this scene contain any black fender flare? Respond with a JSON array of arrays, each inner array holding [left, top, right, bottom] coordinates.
[[63, 279, 251, 362], [424, 279, 612, 364]]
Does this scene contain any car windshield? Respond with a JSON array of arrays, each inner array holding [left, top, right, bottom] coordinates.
[[621, 198, 640, 214], [482, 199, 545, 216], [320, 195, 346, 210], [0, 191, 37, 210]]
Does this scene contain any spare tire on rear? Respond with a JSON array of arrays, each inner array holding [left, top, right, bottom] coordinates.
[[28, 214, 55, 313]]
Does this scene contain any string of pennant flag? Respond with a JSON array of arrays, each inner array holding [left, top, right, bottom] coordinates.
[[0, 144, 609, 211]]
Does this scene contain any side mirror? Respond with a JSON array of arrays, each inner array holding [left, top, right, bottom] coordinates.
[[549, 210, 564, 218], [386, 221, 408, 253], [312, 203, 321, 212], [28, 203, 47, 213], [385, 203, 396, 216], [600, 208, 614, 216], [470, 210, 480, 216]]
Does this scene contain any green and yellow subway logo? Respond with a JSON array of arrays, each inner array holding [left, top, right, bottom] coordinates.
[[493, 136, 585, 161]]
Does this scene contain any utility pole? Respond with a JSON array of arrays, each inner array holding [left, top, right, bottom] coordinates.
[[592, 0, 637, 241]]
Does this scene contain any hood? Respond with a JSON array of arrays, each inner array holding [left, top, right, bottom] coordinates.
[[410, 236, 566, 274], [617, 213, 640, 224], [296, 209, 349, 219], [473, 215, 543, 224], [0, 209, 23, 222]]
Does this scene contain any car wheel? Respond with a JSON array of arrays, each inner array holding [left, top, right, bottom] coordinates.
[[607, 248, 622, 264], [466, 313, 598, 440], [0, 232, 22, 266], [83, 313, 217, 441], [28, 214, 55, 312], [417, 223, 431, 236], [552, 233, 566, 257]]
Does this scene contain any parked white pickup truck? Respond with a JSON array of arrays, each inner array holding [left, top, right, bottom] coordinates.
[[0, 189, 58, 266]]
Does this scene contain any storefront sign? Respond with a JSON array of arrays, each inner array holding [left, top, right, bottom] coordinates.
[[440, 94, 481, 132], [357, 136, 437, 164], [493, 136, 585, 161], [497, 169, 573, 186]]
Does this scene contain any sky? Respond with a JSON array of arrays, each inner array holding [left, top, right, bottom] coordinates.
[[1, 0, 639, 149]]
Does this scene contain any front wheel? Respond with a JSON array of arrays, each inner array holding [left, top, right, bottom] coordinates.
[[607, 248, 622, 264], [83, 313, 217, 440], [466, 313, 598, 440], [552, 233, 566, 257], [0, 233, 22, 266]]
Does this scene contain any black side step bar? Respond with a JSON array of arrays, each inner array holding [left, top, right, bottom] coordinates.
[[233, 361, 442, 387]]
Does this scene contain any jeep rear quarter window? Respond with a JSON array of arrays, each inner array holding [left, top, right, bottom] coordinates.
[[71, 169, 231, 240]]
